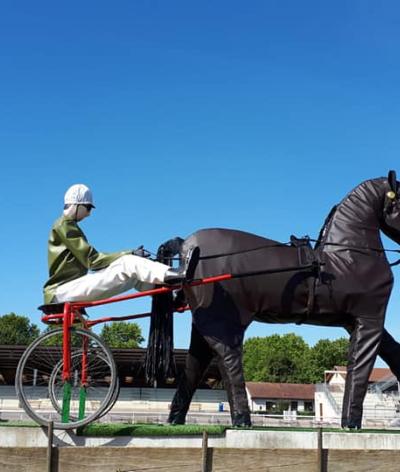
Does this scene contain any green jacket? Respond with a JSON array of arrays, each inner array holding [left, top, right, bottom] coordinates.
[[43, 216, 130, 304]]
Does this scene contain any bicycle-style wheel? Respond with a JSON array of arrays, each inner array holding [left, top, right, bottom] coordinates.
[[15, 327, 117, 429]]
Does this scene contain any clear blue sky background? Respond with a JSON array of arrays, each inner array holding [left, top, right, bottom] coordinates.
[[2, 2, 400, 364]]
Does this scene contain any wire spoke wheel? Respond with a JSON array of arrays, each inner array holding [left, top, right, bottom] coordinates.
[[16, 327, 117, 430]]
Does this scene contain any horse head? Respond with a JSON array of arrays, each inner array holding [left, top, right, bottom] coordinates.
[[382, 170, 400, 245]]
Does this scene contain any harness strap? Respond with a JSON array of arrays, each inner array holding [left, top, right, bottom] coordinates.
[[290, 235, 320, 317], [229, 263, 317, 279]]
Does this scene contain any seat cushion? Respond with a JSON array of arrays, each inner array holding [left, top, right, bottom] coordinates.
[[38, 303, 65, 314]]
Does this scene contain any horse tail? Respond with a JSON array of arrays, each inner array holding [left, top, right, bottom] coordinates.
[[144, 237, 184, 386]]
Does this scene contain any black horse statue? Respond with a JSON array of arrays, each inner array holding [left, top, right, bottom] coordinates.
[[149, 172, 400, 430]]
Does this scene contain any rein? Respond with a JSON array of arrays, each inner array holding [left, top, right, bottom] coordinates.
[[147, 241, 292, 261], [311, 240, 400, 267], [149, 240, 400, 267]]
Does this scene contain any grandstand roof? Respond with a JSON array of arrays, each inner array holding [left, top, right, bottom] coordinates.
[[0, 345, 221, 387]]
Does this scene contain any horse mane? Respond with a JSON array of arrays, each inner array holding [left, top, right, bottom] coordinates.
[[314, 177, 387, 249], [315, 204, 337, 248]]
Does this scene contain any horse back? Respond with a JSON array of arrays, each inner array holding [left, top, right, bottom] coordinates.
[[182, 228, 310, 339]]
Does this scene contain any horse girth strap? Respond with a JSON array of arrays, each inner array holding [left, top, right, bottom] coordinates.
[[290, 235, 319, 317], [225, 236, 322, 314]]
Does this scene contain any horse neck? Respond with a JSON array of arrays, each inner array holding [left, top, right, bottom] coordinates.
[[321, 178, 385, 252]]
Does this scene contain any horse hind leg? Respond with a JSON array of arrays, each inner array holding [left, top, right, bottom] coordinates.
[[168, 325, 214, 425], [378, 328, 400, 379], [211, 338, 251, 427], [341, 315, 384, 429]]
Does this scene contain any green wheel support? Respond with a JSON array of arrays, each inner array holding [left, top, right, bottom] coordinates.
[[62, 381, 72, 423], [78, 386, 87, 420]]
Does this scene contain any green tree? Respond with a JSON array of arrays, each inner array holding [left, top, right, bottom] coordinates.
[[243, 334, 350, 384], [308, 337, 349, 383], [0, 313, 40, 345], [243, 333, 312, 383], [243, 336, 268, 382], [100, 321, 144, 348], [39, 321, 145, 348]]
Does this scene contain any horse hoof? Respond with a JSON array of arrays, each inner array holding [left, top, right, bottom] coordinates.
[[232, 412, 252, 428], [167, 415, 186, 425], [342, 420, 361, 431]]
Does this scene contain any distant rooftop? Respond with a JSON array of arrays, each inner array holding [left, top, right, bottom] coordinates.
[[325, 365, 394, 383], [246, 382, 315, 400]]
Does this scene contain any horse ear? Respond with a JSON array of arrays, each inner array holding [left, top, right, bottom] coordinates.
[[388, 170, 397, 193]]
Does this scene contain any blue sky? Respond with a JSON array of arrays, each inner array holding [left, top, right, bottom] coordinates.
[[2, 1, 400, 362]]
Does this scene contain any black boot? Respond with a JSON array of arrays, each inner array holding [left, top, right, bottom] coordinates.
[[164, 246, 200, 285]]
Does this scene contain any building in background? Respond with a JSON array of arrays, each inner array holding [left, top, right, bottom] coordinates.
[[315, 366, 399, 426], [246, 382, 315, 414]]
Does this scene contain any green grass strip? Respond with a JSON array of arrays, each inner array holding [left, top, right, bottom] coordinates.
[[77, 423, 400, 437], [77, 422, 227, 437], [0, 420, 39, 428]]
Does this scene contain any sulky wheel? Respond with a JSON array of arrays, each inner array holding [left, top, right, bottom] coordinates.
[[15, 327, 117, 430]]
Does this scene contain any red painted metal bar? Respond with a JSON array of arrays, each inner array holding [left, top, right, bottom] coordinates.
[[41, 313, 64, 323], [69, 273, 233, 311], [176, 304, 190, 313], [85, 307, 191, 328], [86, 311, 153, 328], [41, 273, 232, 326], [62, 303, 72, 382], [190, 273, 232, 286]]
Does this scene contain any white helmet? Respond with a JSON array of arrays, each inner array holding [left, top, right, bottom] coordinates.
[[64, 184, 95, 208]]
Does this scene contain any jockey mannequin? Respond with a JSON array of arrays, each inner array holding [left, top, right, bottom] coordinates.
[[43, 184, 198, 304]]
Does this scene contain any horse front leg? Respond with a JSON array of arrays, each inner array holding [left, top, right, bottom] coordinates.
[[168, 325, 214, 425], [342, 315, 384, 429], [210, 336, 251, 427]]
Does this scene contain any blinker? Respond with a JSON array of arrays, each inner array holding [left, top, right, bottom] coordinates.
[[387, 191, 396, 200]]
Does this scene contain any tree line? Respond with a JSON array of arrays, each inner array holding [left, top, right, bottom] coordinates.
[[244, 333, 348, 384], [0, 313, 348, 383]]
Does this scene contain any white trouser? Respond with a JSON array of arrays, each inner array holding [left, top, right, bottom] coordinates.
[[54, 255, 170, 302]]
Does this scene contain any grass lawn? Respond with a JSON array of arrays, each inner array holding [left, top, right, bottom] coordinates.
[[77, 423, 227, 437], [77, 423, 400, 437], [0, 420, 399, 436]]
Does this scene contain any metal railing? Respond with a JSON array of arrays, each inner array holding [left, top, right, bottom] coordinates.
[[316, 383, 342, 417]]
